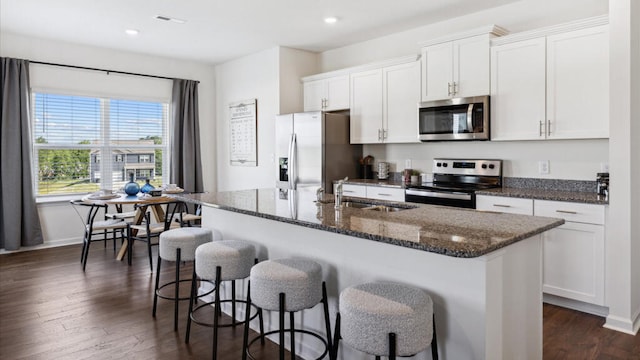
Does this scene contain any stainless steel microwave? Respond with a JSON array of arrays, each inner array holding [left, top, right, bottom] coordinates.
[[418, 95, 490, 141]]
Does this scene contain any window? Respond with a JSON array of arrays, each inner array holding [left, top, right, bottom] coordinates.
[[32, 92, 169, 196]]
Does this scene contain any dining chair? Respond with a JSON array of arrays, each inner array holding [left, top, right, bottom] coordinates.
[[127, 200, 185, 272], [178, 203, 202, 227], [70, 199, 129, 271]]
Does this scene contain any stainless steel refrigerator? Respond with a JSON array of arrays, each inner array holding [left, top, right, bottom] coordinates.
[[275, 111, 362, 194]]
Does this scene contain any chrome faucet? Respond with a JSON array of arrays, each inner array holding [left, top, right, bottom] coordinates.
[[316, 187, 325, 202], [334, 177, 348, 209]]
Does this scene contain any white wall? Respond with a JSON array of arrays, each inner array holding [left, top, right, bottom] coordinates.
[[0, 32, 216, 247], [605, 0, 640, 335], [318, 0, 609, 180], [214, 46, 319, 192]]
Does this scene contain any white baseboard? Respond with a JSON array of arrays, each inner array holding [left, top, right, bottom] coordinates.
[[0, 237, 82, 254], [543, 293, 609, 317]]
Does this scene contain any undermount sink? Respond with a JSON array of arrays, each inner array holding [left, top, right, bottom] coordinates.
[[342, 201, 410, 212]]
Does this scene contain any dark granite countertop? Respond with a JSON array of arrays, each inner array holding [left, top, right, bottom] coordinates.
[[476, 187, 609, 205], [172, 188, 563, 259]]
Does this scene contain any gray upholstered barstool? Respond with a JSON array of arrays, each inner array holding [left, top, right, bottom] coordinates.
[[185, 240, 261, 360], [242, 258, 333, 360], [334, 282, 438, 360], [152, 227, 217, 331]]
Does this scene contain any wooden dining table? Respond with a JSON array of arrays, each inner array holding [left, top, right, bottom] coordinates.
[[80, 193, 179, 261]]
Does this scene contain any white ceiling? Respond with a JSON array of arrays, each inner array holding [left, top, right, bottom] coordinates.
[[1, 0, 519, 65]]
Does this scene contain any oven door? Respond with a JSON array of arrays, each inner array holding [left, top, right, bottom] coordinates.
[[418, 96, 489, 141], [405, 188, 476, 209]]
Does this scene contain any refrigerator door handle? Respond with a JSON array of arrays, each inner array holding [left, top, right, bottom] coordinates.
[[289, 133, 297, 189]]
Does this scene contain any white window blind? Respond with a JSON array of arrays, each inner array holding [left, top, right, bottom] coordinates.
[[32, 92, 169, 197]]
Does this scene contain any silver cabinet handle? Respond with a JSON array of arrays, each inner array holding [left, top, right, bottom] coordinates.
[[377, 193, 392, 197], [539, 121, 544, 137], [343, 190, 356, 193], [377, 129, 382, 141], [493, 204, 512, 208], [382, 129, 388, 140], [447, 82, 453, 96], [556, 210, 577, 214], [452, 81, 458, 95], [547, 120, 552, 135]]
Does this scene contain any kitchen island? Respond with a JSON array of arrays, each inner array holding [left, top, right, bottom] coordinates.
[[174, 188, 564, 360]]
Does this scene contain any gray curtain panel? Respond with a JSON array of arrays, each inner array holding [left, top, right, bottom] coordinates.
[[0, 57, 44, 250], [170, 79, 203, 193]]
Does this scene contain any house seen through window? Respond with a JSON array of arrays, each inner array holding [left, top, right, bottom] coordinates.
[[32, 92, 169, 196]]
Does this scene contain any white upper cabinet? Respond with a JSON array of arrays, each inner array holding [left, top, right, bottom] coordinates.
[[491, 38, 547, 140], [383, 60, 420, 143], [491, 19, 609, 141], [546, 26, 609, 139], [350, 68, 384, 144], [303, 75, 349, 112], [351, 58, 420, 144], [421, 34, 491, 102]]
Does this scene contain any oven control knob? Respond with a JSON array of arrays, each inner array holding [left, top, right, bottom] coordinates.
[[488, 164, 495, 169], [436, 162, 442, 167], [442, 163, 448, 167], [481, 164, 487, 169]]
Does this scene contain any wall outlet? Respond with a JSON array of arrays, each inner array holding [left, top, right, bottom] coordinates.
[[405, 159, 412, 169], [600, 163, 609, 172], [538, 160, 550, 175]]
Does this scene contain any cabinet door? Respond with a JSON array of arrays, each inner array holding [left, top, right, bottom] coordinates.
[[383, 61, 420, 143], [325, 75, 350, 111], [366, 186, 405, 202], [454, 35, 491, 98], [476, 195, 533, 215], [546, 25, 609, 139], [342, 184, 367, 198], [490, 37, 546, 140], [303, 79, 326, 112], [350, 69, 383, 144], [421, 42, 453, 102], [542, 222, 605, 305]]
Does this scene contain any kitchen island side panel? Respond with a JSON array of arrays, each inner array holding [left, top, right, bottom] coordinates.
[[202, 206, 542, 360]]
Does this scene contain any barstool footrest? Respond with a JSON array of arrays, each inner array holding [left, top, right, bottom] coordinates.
[[189, 298, 260, 328], [155, 278, 215, 301], [245, 328, 329, 360]]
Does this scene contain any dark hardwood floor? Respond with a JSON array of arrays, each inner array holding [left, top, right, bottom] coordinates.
[[1, 243, 638, 359]]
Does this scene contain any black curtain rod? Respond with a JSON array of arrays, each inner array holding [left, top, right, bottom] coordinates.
[[29, 60, 200, 83]]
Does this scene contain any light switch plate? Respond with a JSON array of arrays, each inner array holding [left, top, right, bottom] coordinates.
[[405, 159, 412, 169]]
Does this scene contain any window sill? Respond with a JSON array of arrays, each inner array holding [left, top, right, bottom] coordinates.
[[36, 194, 88, 205]]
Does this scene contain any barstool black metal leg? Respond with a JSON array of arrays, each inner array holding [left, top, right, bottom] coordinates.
[[332, 312, 341, 360], [258, 308, 265, 345], [279, 292, 285, 360], [389, 332, 397, 360], [431, 313, 439, 360], [322, 281, 333, 359], [174, 248, 182, 331], [241, 281, 251, 360], [152, 253, 162, 317], [231, 280, 237, 326], [290, 311, 296, 360], [185, 266, 198, 343], [212, 266, 222, 360]]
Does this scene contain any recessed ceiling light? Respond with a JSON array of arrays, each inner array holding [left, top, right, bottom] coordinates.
[[154, 15, 186, 24], [324, 16, 338, 24], [125, 29, 139, 36]]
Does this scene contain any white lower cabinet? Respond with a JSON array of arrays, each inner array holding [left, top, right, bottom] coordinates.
[[341, 184, 367, 198], [341, 184, 404, 202], [366, 186, 405, 202], [476, 196, 606, 307], [535, 200, 605, 306]]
